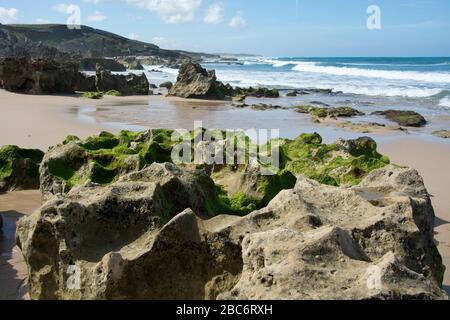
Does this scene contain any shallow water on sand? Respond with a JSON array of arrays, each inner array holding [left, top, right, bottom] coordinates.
[[72, 94, 450, 145]]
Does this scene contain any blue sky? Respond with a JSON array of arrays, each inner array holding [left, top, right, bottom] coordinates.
[[1, 0, 449, 56]]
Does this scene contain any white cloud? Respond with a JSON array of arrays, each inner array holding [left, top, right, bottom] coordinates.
[[53, 3, 79, 14], [83, 0, 117, 4], [127, 0, 202, 24], [0, 7, 19, 24], [36, 18, 51, 24], [204, 3, 222, 24], [129, 33, 139, 40], [229, 12, 247, 28], [87, 11, 107, 22]]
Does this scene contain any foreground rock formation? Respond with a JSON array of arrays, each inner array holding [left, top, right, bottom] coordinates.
[[16, 160, 447, 299], [37, 131, 390, 214], [0, 145, 44, 193]]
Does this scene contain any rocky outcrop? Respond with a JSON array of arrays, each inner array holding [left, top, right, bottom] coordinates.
[[234, 86, 280, 98], [74, 73, 96, 92], [167, 60, 280, 100], [0, 58, 81, 94], [295, 105, 364, 119], [372, 110, 427, 127], [432, 130, 450, 139], [159, 81, 173, 90], [95, 65, 149, 95], [16, 162, 447, 300], [117, 58, 145, 70], [168, 60, 232, 100], [0, 145, 44, 192], [79, 58, 126, 72], [38, 131, 391, 207]]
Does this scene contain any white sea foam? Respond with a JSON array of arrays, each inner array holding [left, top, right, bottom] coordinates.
[[439, 96, 450, 108], [215, 69, 445, 98], [291, 63, 450, 83], [140, 60, 450, 99]]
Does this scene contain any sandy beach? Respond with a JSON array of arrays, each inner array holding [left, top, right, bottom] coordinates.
[[0, 89, 449, 298]]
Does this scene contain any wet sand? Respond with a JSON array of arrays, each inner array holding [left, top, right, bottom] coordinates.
[[0, 89, 449, 297], [0, 190, 41, 300]]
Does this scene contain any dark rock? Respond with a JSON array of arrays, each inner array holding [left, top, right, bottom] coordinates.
[[0, 145, 44, 192], [250, 103, 285, 111], [79, 58, 126, 72], [169, 60, 230, 100], [74, 73, 96, 92], [286, 90, 298, 97], [310, 101, 330, 107], [95, 64, 149, 96], [372, 110, 427, 127], [159, 81, 173, 90], [327, 106, 365, 118], [0, 57, 81, 94], [234, 86, 280, 98], [294, 105, 364, 118]]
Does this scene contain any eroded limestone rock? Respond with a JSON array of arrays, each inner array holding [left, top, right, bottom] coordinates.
[[17, 163, 447, 300]]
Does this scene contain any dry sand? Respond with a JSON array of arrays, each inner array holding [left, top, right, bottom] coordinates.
[[0, 89, 449, 298]]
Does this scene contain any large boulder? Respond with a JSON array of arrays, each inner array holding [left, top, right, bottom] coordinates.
[[0, 145, 44, 192], [0, 58, 81, 94], [168, 60, 232, 100], [95, 64, 149, 95], [16, 163, 447, 300]]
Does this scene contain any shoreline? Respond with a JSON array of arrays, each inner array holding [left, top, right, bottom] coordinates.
[[0, 89, 449, 297]]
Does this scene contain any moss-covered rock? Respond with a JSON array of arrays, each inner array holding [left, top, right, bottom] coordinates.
[[432, 130, 450, 139], [104, 90, 122, 96], [39, 130, 390, 215], [372, 110, 427, 127], [279, 133, 390, 186], [82, 91, 104, 99], [234, 86, 280, 98], [250, 103, 284, 111], [0, 145, 44, 192], [295, 105, 364, 119]]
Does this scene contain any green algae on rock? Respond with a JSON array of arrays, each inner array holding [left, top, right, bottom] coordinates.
[[39, 130, 390, 217], [372, 110, 427, 127], [279, 133, 390, 186], [0, 145, 44, 192], [82, 91, 104, 99], [295, 105, 364, 119]]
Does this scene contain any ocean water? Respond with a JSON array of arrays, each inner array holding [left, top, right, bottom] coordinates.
[[94, 57, 448, 142], [213, 57, 450, 103], [147, 57, 450, 112]]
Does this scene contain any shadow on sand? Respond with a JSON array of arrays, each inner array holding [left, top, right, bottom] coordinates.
[[0, 210, 28, 300]]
